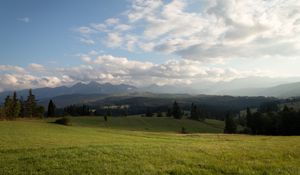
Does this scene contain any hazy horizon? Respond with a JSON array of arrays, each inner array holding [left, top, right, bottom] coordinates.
[[1, 0, 300, 92]]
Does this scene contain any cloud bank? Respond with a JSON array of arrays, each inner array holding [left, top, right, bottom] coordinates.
[[0, 55, 272, 92]]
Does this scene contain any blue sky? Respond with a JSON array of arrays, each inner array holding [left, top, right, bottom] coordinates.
[[0, 0, 129, 66], [0, 0, 300, 91]]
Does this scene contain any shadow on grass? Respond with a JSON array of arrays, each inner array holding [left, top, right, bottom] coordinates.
[[49, 117, 72, 126]]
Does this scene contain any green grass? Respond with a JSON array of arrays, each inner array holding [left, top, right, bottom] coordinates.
[[68, 116, 224, 133], [0, 117, 299, 175]]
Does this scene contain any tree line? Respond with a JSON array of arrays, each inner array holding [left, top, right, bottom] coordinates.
[[60, 101, 207, 122], [223, 101, 300, 135], [63, 104, 91, 116], [0, 90, 45, 120], [145, 101, 207, 121], [244, 105, 300, 135]]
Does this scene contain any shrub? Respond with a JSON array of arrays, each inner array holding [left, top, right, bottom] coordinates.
[[55, 117, 71, 126], [156, 111, 163, 117], [181, 127, 188, 134]]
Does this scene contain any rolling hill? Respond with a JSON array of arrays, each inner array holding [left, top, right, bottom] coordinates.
[[225, 82, 300, 98], [38, 92, 276, 115], [259, 82, 300, 97], [0, 117, 299, 174]]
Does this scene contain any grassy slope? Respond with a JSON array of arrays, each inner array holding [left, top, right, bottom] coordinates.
[[69, 116, 224, 133], [0, 117, 299, 175]]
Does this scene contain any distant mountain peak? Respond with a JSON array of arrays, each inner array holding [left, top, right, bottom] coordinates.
[[103, 82, 113, 86], [0, 81, 138, 103], [88, 81, 101, 86], [72, 82, 85, 87]]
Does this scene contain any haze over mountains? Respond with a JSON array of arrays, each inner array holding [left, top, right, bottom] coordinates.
[[1, 76, 300, 105], [0, 81, 136, 101]]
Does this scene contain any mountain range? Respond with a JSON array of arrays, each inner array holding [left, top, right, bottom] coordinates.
[[225, 81, 300, 98], [1, 79, 300, 108], [0, 81, 137, 102]]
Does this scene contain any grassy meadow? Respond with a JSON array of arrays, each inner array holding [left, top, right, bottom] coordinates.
[[0, 116, 299, 174], [68, 116, 224, 133]]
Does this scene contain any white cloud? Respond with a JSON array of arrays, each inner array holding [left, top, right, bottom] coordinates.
[[93, 55, 153, 71], [76, 26, 95, 35], [2, 74, 18, 85], [91, 23, 108, 32], [0, 74, 67, 92], [114, 24, 132, 31], [80, 56, 92, 63], [124, 35, 138, 51], [0, 52, 295, 91], [73, 54, 256, 86], [0, 65, 26, 73], [127, 0, 163, 22], [81, 0, 300, 64], [106, 33, 123, 48], [105, 18, 120, 25], [80, 38, 95, 45], [88, 50, 98, 55], [28, 63, 46, 72]]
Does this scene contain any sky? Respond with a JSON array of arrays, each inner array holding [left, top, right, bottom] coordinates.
[[0, 0, 300, 91]]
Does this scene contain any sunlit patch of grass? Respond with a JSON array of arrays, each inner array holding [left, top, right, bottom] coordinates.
[[0, 118, 299, 175]]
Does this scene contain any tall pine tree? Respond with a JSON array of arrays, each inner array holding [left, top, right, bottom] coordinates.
[[190, 103, 205, 121], [19, 96, 25, 118], [172, 101, 182, 119], [0, 106, 5, 119], [166, 107, 172, 117], [47, 100, 56, 117], [224, 112, 237, 134], [2, 93, 21, 120], [246, 107, 253, 131], [190, 103, 196, 119], [11, 92, 21, 119], [4, 96, 13, 119], [25, 89, 37, 117]]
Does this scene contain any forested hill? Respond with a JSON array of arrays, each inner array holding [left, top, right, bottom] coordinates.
[[42, 93, 277, 120]]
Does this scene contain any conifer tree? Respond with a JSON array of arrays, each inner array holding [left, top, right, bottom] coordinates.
[[224, 112, 237, 134], [19, 96, 25, 118], [0, 106, 5, 119], [166, 108, 172, 117], [4, 96, 13, 119], [190, 103, 198, 120], [246, 107, 253, 130], [190, 103, 205, 121], [190, 103, 196, 119], [25, 89, 37, 117], [172, 101, 182, 119], [47, 100, 56, 117], [199, 109, 206, 121], [35, 106, 45, 118], [11, 92, 21, 119], [156, 111, 163, 117], [123, 107, 128, 117]]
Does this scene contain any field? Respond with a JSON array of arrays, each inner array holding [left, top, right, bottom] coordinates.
[[0, 116, 299, 175], [69, 116, 224, 133]]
